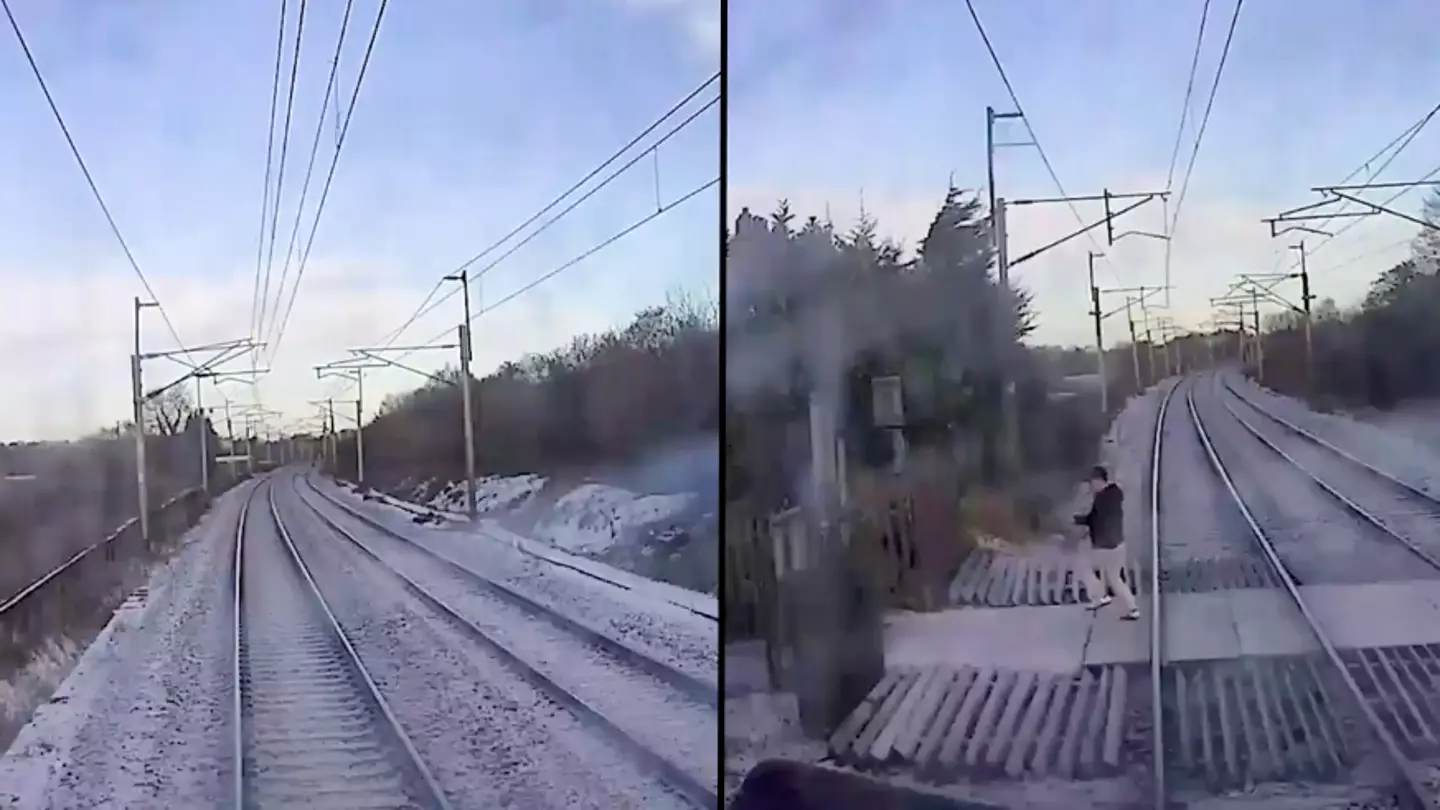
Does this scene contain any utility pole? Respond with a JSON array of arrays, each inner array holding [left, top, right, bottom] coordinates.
[[1087, 252, 1107, 414], [325, 398, 336, 471], [132, 297, 156, 543], [1089, 270, 1165, 411], [315, 364, 382, 485], [443, 269, 479, 520], [985, 107, 1024, 293], [1292, 242, 1315, 395], [355, 374, 365, 485], [1125, 297, 1143, 390], [1002, 176, 1169, 432], [1250, 286, 1264, 383], [330, 337, 466, 504], [195, 376, 208, 494]]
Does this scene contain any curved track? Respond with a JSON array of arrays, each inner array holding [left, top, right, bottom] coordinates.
[[232, 479, 451, 810], [290, 474, 718, 809], [1222, 377, 1440, 564], [1196, 377, 1440, 584], [1148, 373, 1440, 809]]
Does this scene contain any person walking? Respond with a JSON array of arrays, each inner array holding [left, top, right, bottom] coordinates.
[[1073, 465, 1140, 620]]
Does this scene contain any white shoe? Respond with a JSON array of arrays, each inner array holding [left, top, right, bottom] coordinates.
[[1085, 596, 1113, 611]]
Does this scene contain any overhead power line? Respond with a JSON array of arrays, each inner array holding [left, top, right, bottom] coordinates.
[[1167, 0, 1245, 239], [963, 0, 1123, 282], [1299, 102, 1440, 247], [256, 0, 310, 343], [265, 0, 389, 365], [2, 0, 192, 360], [372, 71, 720, 351], [1163, 0, 1213, 191], [382, 91, 719, 345], [408, 176, 719, 356], [263, 0, 356, 352], [1161, 0, 1212, 299], [250, 0, 292, 347]]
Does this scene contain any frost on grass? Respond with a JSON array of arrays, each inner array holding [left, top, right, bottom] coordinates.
[[0, 636, 81, 751]]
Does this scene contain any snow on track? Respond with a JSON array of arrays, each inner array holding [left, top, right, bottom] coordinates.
[[274, 477, 696, 810], [1190, 377, 1427, 585], [291, 480, 718, 797], [309, 476, 716, 689], [0, 481, 256, 809], [240, 484, 445, 809]]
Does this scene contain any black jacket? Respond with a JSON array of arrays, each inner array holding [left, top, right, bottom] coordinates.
[[1075, 483, 1125, 549]]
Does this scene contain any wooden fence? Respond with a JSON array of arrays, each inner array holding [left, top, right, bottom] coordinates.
[[724, 480, 971, 690]]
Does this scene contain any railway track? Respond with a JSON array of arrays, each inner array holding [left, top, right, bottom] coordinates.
[[288, 474, 719, 809], [232, 479, 450, 810], [1222, 378, 1440, 555], [1159, 374, 1440, 809]]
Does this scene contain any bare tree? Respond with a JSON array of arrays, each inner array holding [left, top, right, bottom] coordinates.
[[144, 386, 193, 436]]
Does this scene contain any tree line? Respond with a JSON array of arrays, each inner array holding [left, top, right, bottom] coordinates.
[[335, 293, 721, 487], [725, 187, 1119, 517], [1249, 190, 1440, 410]]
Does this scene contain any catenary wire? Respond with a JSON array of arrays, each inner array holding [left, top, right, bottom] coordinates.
[[1161, 0, 1212, 297], [256, 0, 311, 343], [1, 0, 195, 363], [406, 176, 719, 356], [368, 72, 720, 353], [1280, 103, 1440, 269], [249, 0, 291, 348], [265, 0, 389, 366], [1166, 0, 1245, 240], [318, 92, 719, 403], [380, 93, 718, 346], [262, 0, 356, 355], [963, 0, 1124, 284]]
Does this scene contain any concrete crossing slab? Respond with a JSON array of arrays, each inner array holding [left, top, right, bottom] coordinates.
[[888, 580, 1440, 674], [1302, 580, 1440, 649], [1227, 588, 1318, 657], [1081, 599, 1150, 666], [885, 605, 1093, 674]]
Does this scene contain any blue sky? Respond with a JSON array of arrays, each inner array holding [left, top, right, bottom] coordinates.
[[728, 0, 1440, 348], [0, 0, 718, 439]]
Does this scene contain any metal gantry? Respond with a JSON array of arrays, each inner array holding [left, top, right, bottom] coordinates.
[[315, 268, 479, 517], [132, 296, 263, 540]]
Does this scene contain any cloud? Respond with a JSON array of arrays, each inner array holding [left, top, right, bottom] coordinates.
[[0, 261, 616, 441], [727, 182, 1420, 348], [614, 0, 719, 60]]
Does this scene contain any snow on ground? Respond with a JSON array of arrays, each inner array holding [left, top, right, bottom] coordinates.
[[312, 476, 717, 688], [415, 473, 549, 515], [1354, 400, 1440, 453], [481, 521, 717, 620], [279, 482, 693, 809], [534, 483, 695, 555], [0, 481, 255, 808], [1227, 370, 1440, 497]]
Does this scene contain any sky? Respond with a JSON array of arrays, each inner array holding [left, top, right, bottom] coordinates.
[[0, 0, 719, 441], [728, 0, 1440, 350]]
